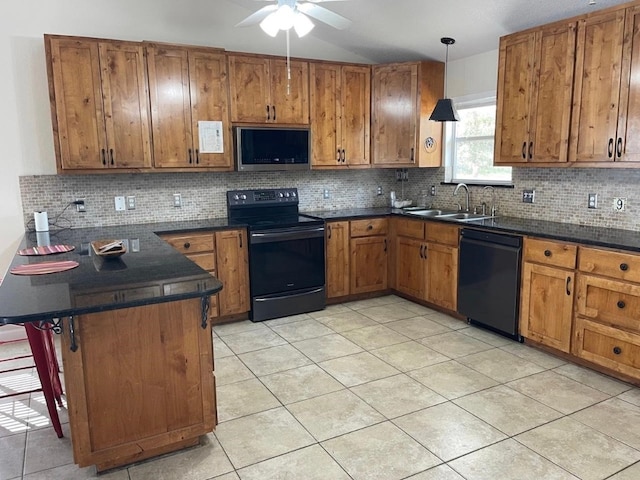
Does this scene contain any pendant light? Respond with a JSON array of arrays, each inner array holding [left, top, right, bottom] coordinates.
[[430, 37, 460, 122]]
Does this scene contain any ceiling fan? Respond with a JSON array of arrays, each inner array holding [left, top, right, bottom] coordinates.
[[236, 0, 352, 38]]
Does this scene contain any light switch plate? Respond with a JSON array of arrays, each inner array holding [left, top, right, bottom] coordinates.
[[114, 196, 126, 211]]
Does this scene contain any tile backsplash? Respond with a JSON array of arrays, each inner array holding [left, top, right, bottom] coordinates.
[[19, 166, 640, 232]]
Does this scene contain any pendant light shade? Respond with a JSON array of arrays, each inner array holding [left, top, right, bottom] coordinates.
[[430, 37, 459, 122]]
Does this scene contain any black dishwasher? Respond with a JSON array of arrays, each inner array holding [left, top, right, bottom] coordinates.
[[457, 228, 522, 339]]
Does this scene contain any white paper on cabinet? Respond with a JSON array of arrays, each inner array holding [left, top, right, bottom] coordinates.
[[198, 121, 224, 154]]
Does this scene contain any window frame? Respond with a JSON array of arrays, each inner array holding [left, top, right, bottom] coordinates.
[[444, 92, 512, 186]]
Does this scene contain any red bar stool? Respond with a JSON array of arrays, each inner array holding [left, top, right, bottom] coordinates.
[[0, 277, 64, 438]]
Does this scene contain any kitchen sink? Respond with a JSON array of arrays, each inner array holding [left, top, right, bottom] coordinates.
[[436, 212, 493, 222], [404, 209, 452, 217]]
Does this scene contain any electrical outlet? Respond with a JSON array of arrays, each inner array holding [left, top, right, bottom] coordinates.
[[173, 193, 182, 207], [588, 193, 598, 209], [114, 196, 126, 211], [75, 198, 85, 212], [613, 197, 627, 212], [377, 186, 383, 196], [131, 238, 140, 252], [430, 185, 436, 196], [522, 189, 536, 203], [127, 196, 136, 210], [323, 188, 330, 199]]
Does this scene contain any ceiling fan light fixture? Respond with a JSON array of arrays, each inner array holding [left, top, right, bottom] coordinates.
[[260, 13, 281, 37], [293, 12, 314, 37], [430, 37, 459, 122]]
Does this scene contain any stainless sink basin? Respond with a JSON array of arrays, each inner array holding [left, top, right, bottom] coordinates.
[[436, 212, 493, 222], [404, 209, 453, 217]]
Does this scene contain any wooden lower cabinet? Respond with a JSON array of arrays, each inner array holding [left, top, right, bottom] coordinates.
[[350, 236, 388, 294], [425, 243, 458, 311], [573, 316, 640, 379], [520, 263, 575, 352], [160, 229, 249, 320], [326, 221, 350, 298], [61, 298, 215, 471]]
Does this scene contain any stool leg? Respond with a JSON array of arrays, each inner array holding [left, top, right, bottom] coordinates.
[[24, 324, 64, 438]]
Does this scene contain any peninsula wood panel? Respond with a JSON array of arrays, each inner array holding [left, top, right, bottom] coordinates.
[[61, 298, 215, 469], [326, 221, 350, 298], [570, 9, 626, 162]]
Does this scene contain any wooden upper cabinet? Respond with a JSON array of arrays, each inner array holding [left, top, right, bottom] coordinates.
[[47, 36, 152, 171], [228, 54, 309, 124], [147, 46, 232, 169], [310, 63, 370, 168], [495, 23, 576, 165], [371, 61, 443, 167], [570, 9, 626, 162], [616, 5, 640, 162]]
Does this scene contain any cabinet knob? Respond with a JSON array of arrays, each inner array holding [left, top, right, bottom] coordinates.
[[184, 242, 191, 249], [617, 300, 626, 309], [613, 346, 622, 355], [620, 263, 629, 271], [367, 224, 373, 230], [544, 249, 552, 257]]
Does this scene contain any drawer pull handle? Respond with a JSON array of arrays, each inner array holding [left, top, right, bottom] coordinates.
[[608, 138, 614, 158], [613, 346, 622, 355], [566, 276, 571, 296], [620, 263, 629, 271], [544, 249, 552, 257], [184, 242, 191, 249], [327, 225, 332, 239], [420, 245, 425, 259], [617, 300, 626, 309]]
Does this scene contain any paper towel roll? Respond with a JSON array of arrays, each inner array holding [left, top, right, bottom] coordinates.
[[34, 211, 49, 232]]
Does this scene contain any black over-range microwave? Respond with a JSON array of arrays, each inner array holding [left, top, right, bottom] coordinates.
[[234, 126, 310, 172]]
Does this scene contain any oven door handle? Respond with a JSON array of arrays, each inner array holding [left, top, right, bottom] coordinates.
[[250, 226, 325, 244], [254, 287, 325, 302]]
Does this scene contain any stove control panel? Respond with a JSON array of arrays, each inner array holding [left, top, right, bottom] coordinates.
[[227, 188, 299, 207]]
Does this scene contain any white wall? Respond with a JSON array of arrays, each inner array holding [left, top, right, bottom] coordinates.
[[446, 49, 499, 98], [0, 0, 372, 275]]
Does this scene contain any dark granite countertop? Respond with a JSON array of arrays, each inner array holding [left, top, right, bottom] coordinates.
[[0, 223, 226, 325], [305, 208, 640, 252]]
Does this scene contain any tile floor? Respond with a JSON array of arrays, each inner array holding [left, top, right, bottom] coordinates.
[[2, 295, 640, 479]]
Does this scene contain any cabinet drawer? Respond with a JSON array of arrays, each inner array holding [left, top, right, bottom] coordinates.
[[524, 238, 577, 269], [579, 246, 640, 283], [162, 233, 215, 254], [187, 253, 216, 271], [350, 218, 388, 237], [576, 274, 640, 333], [425, 222, 458, 246], [394, 218, 425, 240], [573, 317, 640, 380]]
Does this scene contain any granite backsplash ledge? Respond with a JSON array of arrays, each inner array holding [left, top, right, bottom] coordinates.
[[19, 166, 640, 232]]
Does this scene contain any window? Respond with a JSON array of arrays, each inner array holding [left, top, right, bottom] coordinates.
[[444, 93, 511, 185]]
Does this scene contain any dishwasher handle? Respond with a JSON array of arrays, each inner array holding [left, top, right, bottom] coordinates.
[[460, 228, 522, 248]]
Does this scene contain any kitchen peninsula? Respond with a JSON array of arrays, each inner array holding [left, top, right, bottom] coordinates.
[[0, 224, 224, 472]]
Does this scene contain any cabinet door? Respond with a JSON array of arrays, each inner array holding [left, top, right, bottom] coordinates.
[[99, 42, 152, 168], [147, 47, 194, 167], [570, 10, 625, 162], [270, 59, 309, 124], [395, 236, 424, 299], [310, 63, 341, 167], [189, 50, 232, 169], [617, 5, 640, 162], [350, 236, 388, 294], [341, 65, 371, 166], [215, 229, 250, 316], [372, 63, 418, 165], [49, 38, 107, 169], [520, 263, 574, 352], [228, 55, 271, 123], [326, 221, 350, 298], [494, 32, 535, 164], [61, 299, 215, 469], [425, 244, 458, 310], [528, 23, 576, 163]]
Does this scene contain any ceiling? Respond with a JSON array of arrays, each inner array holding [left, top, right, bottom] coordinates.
[[223, 0, 630, 63]]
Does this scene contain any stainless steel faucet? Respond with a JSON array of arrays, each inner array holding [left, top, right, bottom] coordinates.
[[453, 183, 470, 212]]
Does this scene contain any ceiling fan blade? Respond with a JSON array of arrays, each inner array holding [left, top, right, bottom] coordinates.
[[297, 3, 351, 29], [235, 5, 278, 27]]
